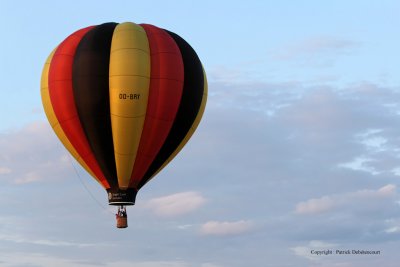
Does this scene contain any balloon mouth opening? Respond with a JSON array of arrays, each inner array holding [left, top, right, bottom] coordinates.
[[107, 188, 137, 206]]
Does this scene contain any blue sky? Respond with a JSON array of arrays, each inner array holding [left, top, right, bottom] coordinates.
[[0, 1, 400, 266]]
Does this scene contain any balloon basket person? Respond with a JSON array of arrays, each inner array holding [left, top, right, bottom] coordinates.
[[116, 206, 128, 228]]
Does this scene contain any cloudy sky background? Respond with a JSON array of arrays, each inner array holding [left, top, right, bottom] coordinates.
[[0, 1, 399, 266]]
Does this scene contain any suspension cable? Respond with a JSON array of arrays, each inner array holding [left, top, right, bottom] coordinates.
[[66, 153, 115, 215]]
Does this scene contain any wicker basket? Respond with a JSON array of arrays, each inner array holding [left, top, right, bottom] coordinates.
[[116, 216, 128, 228]]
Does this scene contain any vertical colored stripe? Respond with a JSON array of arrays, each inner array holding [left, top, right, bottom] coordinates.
[[139, 30, 206, 188], [128, 24, 184, 188], [72, 23, 118, 189], [48, 26, 110, 189], [41, 49, 59, 128], [109, 22, 151, 189], [146, 66, 208, 184], [41, 48, 102, 186]]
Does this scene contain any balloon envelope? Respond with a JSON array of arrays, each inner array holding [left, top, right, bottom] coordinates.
[[41, 22, 207, 205]]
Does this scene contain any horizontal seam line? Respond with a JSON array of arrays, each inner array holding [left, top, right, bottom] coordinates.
[[109, 74, 150, 78], [150, 51, 181, 56], [146, 113, 175, 122], [53, 53, 74, 57], [56, 114, 79, 124], [110, 47, 149, 54], [114, 151, 138, 156], [150, 77, 183, 83], [115, 28, 145, 32], [49, 79, 72, 82], [111, 113, 146, 118]]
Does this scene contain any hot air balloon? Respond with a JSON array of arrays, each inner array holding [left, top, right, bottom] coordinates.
[[40, 22, 207, 228]]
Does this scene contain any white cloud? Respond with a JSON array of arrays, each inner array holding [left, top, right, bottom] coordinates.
[[384, 218, 400, 234], [385, 227, 400, 233], [376, 184, 397, 196], [338, 156, 380, 175], [0, 122, 71, 184], [14, 172, 42, 184], [146, 191, 206, 217], [291, 240, 338, 261], [177, 224, 194, 230], [0, 233, 104, 247], [295, 184, 397, 215], [295, 196, 335, 215], [0, 167, 12, 174], [200, 264, 224, 267], [0, 251, 192, 267], [0, 74, 399, 267], [200, 220, 253, 236]]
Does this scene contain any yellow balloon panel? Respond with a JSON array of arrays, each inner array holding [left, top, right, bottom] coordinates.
[[109, 76, 149, 117], [109, 22, 151, 188]]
